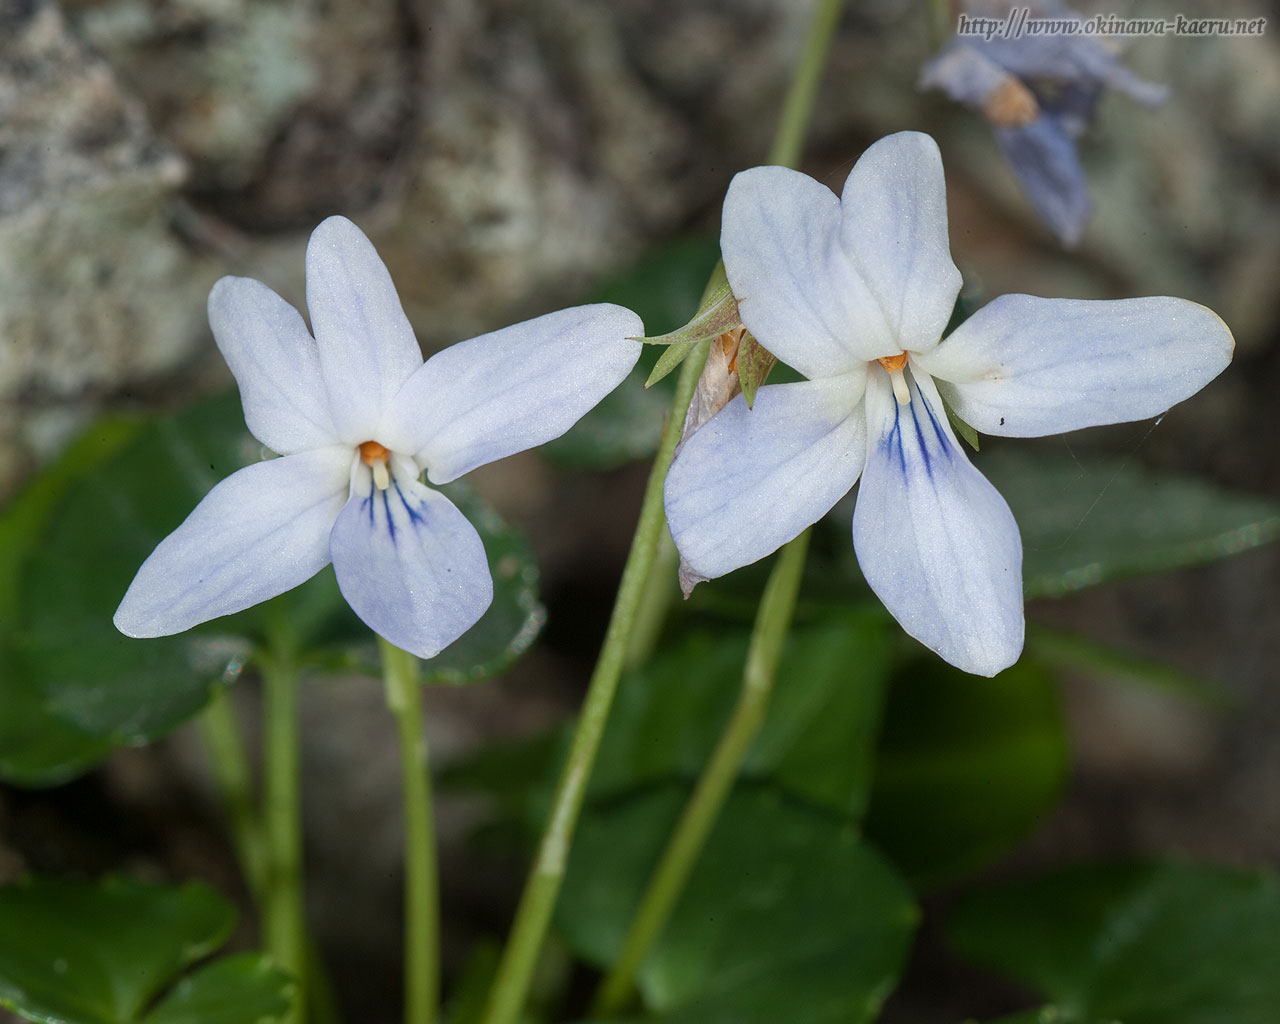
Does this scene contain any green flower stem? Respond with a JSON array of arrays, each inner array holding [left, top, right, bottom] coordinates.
[[624, 530, 679, 671], [766, 0, 848, 168], [479, 340, 711, 1024], [380, 637, 440, 1024], [261, 642, 307, 1024], [199, 666, 343, 1024], [588, 0, 845, 1007], [590, 528, 812, 1016], [198, 685, 270, 901]]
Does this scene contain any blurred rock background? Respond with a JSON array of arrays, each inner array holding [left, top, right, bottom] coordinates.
[[2, 0, 1278, 1020]]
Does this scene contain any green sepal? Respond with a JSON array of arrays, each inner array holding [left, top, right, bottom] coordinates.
[[736, 332, 777, 408], [645, 261, 735, 388], [938, 387, 981, 451]]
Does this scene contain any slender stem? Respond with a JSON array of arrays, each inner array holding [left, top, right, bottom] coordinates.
[[590, 530, 811, 1016], [198, 685, 270, 901], [262, 643, 306, 1023], [766, 0, 847, 168], [380, 638, 440, 1024], [478, 341, 711, 1024], [623, 530, 679, 671]]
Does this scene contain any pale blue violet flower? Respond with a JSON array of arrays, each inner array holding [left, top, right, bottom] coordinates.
[[664, 132, 1232, 677], [920, 0, 1168, 246], [115, 216, 642, 658]]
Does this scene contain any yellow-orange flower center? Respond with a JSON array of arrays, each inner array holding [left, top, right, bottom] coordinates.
[[876, 353, 912, 405], [358, 440, 392, 490]]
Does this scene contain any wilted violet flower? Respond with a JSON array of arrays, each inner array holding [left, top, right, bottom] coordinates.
[[920, 0, 1168, 246], [663, 132, 1232, 676], [115, 216, 642, 658]]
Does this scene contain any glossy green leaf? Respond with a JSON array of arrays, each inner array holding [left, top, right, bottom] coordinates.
[[980, 448, 1280, 598], [950, 861, 1280, 1024], [0, 391, 544, 784], [557, 786, 917, 1023], [545, 237, 720, 468], [862, 657, 1068, 891], [143, 953, 294, 1024], [0, 877, 290, 1024]]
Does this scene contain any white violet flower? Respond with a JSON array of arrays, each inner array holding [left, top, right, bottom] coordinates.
[[115, 216, 642, 658], [664, 132, 1233, 677]]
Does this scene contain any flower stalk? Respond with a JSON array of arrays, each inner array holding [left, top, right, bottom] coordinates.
[[590, 528, 811, 1016], [380, 637, 440, 1024], [261, 638, 307, 1024], [478, 339, 711, 1024]]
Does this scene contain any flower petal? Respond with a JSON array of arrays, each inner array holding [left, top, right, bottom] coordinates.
[[379, 304, 643, 484], [664, 374, 867, 581], [838, 131, 963, 356], [994, 117, 1091, 247], [114, 447, 352, 637], [329, 462, 493, 658], [853, 368, 1023, 676], [917, 294, 1235, 437], [305, 216, 424, 443], [208, 276, 338, 454], [721, 166, 887, 377]]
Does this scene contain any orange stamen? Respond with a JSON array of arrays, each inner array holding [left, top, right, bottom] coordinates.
[[877, 353, 908, 373], [359, 440, 391, 465]]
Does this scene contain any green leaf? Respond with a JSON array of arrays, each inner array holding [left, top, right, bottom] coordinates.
[[949, 861, 1280, 1024], [544, 237, 720, 468], [862, 657, 1068, 891], [980, 448, 1280, 598], [442, 610, 893, 830], [0, 392, 544, 784], [143, 954, 294, 1024], [0, 877, 291, 1024], [557, 786, 917, 1023]]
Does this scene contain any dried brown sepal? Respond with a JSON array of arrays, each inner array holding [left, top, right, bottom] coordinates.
[[674, 327, 745, 457]]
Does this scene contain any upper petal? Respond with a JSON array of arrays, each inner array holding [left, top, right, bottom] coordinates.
[[664, 374, 867, 581], [208, 276, 338, 454], [379, 304, 643, 484], [305, 216, 424, 443], [114, 446, 352, 637], [329, 463, 493, 658], [917, 294, 1235, 437], [853, 368, 1023, 677], [721, 166, 888, 377], [837, 131, 963, 356]]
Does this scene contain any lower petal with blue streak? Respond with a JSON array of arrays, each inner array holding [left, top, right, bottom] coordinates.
[[329, 467, 493, 658]]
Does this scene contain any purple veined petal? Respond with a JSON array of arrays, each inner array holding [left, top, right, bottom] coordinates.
[[305, 216, 425, 443], [379, 304, 644, 484], [917, 293, 1235, 437], [208, 276, 338, 455], [721, 166, 892, 378], [993, 116, 1091, 247], [114, 446, 353, 637], [329, 459, 493, 658], [853, 366, 1023, 677], [664, 373, 868, 582], [838, 132, 963, 356]]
